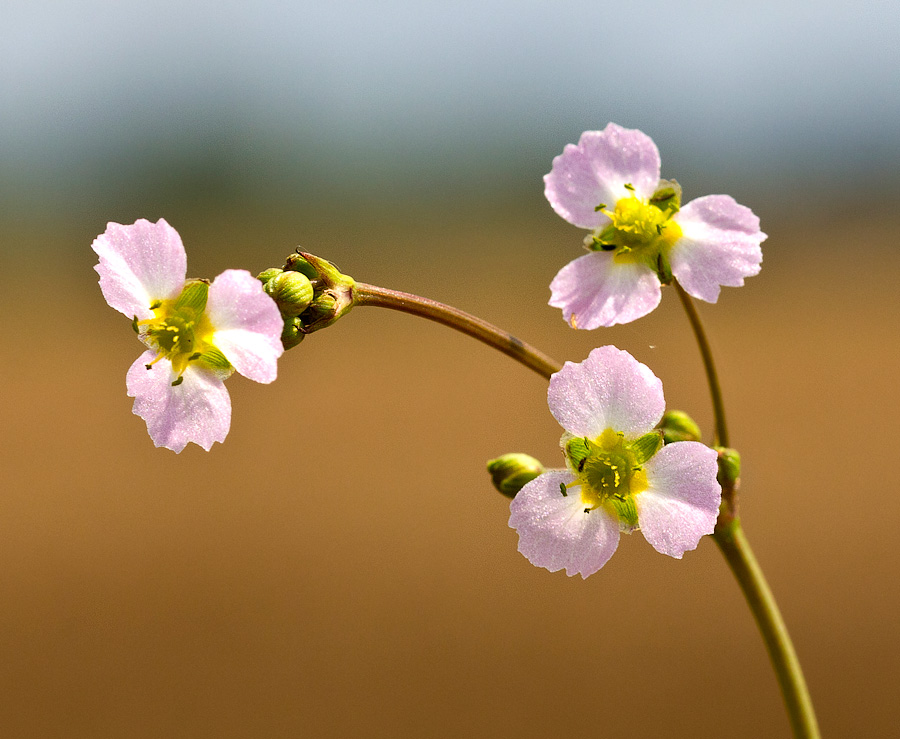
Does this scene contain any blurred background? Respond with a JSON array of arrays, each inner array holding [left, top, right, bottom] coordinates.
[[2, 1, 899, 736]]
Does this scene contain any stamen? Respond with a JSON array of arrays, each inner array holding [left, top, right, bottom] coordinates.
[[144, 353, 164, 370]]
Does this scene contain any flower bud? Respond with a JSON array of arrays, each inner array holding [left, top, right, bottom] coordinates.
[[264, 270, 314, 317], [280, 316, 306, 350], [657, 410, 702, 443], [290, 251, 356, 333], [257, 267, 283, 285], [487, 453, 545, 499], [716, 447, 741, 487]]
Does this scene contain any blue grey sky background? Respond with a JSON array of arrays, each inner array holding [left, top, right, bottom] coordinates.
[[2, 0, 899, 213]]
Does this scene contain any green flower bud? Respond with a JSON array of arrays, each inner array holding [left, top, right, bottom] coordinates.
[[291, 251, 356, 333], [264, 270, 314, 317], [487, 453, 545, 499], [280, 316, 306, 350], [716, 447, 741, 487], [657, 410, 702, 443], [257, 267, 283, 285]]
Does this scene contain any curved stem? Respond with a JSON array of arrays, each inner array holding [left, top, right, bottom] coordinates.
[[714, 520, 821, 739], [354, 283, 562, 380], [674, 281, 729, 447], [357, 278, 819, 737]]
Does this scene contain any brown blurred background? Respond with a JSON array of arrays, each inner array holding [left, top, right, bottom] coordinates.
[[3, 2, 900, 737]]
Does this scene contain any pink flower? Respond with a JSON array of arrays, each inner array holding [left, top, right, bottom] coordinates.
[[92, 219, 284, 452], [509, 346, 721, 578], [544, 123, 767, 328]]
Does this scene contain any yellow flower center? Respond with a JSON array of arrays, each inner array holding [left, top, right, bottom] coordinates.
[[136, 281, 230, 384], [565, 428, 652, 530], [588, 194, 682, 269]]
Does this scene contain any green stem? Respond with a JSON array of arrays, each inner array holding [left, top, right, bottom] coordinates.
[[715, 519, 821, 739], [673, 280, 729, 447], [674, 280, 819, 738], [356, 278, 819, 737], [354, 283, 563, 380]]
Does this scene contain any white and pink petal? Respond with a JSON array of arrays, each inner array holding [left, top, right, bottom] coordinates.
[[544, 124, 662, 229], [548, 345, 665, 441], [636, 442, 721, 558], [126, 351, 231, 453], [669, 195, 766, 303], [92, 219, 188, 319], [509, 470, 620, 578], [549, 251, 662, 330], [206, 269, 284, 384]]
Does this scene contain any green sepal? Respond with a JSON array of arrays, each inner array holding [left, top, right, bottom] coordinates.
[[656, 251, 673, 285], [283, 253, 321, 280], [657, 410, 702, 443], [715, 447, 741, 487], [174, 280, 209, 315], [630, 430, 663, 465], [196, 346, 232, 372], [650, 179, 682, 214], [486, 453, 545, 499], [588, 224, 618, 251], [609, 496, 639, 529], [564, 437, 593, 471]]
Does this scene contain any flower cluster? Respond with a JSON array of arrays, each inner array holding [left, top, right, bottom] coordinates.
[[509, 346, 721, 577], [545, 123, 766, 328], [92, 219, 284, 452], [92, 125, 747, 581]]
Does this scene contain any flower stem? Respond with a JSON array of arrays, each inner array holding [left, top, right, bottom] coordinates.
[[714, 519, 821, 739], [353, 283, 563, 380], [674, 281, 819, 738], [673, 281, 729, 447], [357, 279, 818, 736]]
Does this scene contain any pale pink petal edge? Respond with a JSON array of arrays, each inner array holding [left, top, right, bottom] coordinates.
[[510, 470, 621, 578], [637, 442, 721, 558], [206, 269, 284, 384]]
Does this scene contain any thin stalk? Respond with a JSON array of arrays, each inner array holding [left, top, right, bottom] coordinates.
[[673, 280, 729, 447], [357, 278, 819, 737], [354, 283, 562, 380], [715, 519, 821, 739], [674, 281, 819, 738]]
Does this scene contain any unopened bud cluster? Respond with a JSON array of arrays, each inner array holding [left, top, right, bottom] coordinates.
[[257, 251, 356, 349]]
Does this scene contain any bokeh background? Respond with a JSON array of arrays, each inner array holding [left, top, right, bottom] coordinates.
[[3, 1, 899, 736]]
